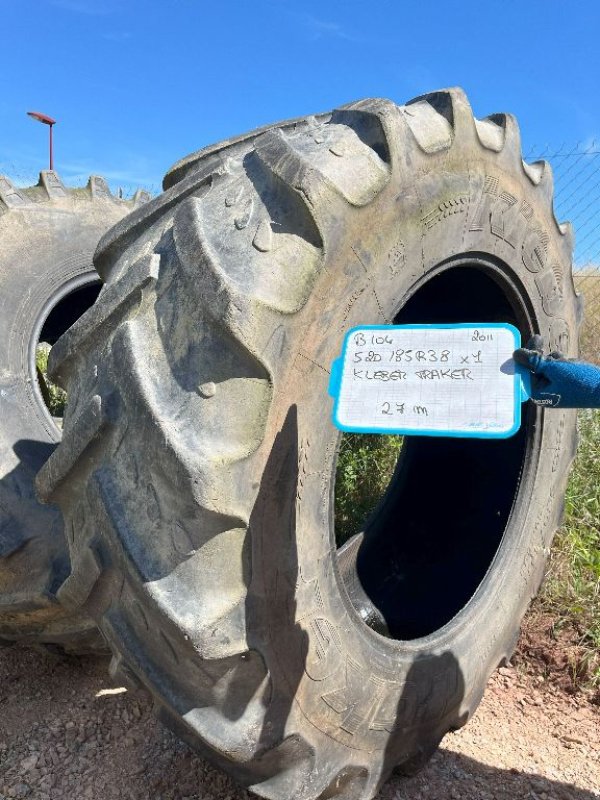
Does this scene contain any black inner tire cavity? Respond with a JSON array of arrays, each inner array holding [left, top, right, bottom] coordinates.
[[347, 265, 530, 640], [40, 281, 102, 346], [35, 280, 102, 420]]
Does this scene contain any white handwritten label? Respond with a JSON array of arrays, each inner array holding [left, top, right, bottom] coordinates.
[[329, 324, 525, 438]]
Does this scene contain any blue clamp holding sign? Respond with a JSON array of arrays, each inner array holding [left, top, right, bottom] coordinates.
[[514, 336, 600, 408]]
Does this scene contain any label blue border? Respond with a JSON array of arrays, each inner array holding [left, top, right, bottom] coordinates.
[[328, 323, 529, 440]]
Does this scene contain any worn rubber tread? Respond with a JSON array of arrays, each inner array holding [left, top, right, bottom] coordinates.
[[47, 254, 161, 387]]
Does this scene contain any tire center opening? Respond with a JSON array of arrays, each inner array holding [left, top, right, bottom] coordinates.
[[334, 263, 532, 641], [32, 277, 102, 428]]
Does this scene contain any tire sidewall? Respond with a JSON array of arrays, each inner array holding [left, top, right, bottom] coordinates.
[[257, 154, 577, 760]]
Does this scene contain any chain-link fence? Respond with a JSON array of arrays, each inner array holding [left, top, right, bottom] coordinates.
[[527, 143, 600, 363]]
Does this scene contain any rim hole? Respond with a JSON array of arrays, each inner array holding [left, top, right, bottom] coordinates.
[[335, 265, 530, 640], [35, 281, 101, 421]]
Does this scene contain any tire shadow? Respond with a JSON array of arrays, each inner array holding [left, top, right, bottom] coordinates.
[[243, 405, 314, 792], [383, 748, 600, 800]]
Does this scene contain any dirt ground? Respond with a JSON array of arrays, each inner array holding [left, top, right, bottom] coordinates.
[[0, 640, 598, 800]]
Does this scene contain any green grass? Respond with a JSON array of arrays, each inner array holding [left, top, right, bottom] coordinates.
[[537, 409, 600, 687], [334, 434, 403, 546], [35, 344, 67, 418]]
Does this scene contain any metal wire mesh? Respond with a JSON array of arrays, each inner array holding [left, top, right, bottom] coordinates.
[[527, 143, 600, 363]]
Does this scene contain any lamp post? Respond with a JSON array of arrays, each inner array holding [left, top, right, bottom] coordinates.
[[27, 111, 57, 171]]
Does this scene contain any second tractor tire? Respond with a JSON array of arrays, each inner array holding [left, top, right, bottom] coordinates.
[[0, 171, 149, 650]]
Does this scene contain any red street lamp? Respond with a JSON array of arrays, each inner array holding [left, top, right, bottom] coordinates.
[[27, 111, 57, 171]]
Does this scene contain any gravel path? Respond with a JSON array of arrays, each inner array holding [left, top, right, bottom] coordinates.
[[0, 644, 598, 800]]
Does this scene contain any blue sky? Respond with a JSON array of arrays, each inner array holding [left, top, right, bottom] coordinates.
[[1, 0, 599, 199]]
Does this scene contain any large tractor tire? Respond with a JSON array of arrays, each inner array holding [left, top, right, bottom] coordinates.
[[0, 171, 149, 651], [38, 89, 578, 797]]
